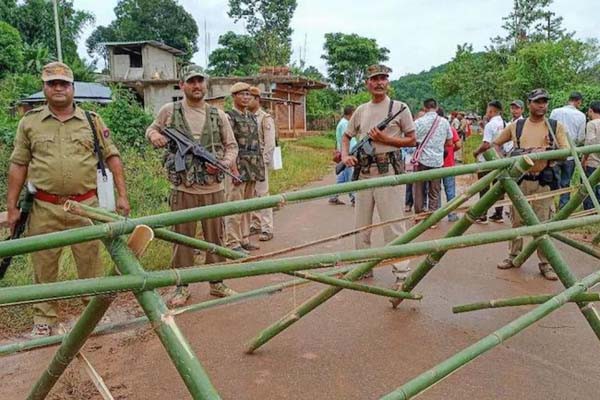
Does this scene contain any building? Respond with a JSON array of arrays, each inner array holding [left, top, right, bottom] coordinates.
[[102, 41, 327, 137], [17, 81, 112, 114]]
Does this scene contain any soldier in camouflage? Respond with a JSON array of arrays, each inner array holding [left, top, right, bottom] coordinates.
[[225, 82, 264, 252], [146, 65, 239, 306]]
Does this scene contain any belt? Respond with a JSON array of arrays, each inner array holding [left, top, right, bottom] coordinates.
[[35, 189, 97, 205], [520, 174, 540, 182]]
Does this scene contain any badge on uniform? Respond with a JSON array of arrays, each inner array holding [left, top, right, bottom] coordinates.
[[102, 128, 110, 138]]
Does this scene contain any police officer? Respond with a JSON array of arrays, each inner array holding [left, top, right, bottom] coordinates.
[[494, 88, 569, 280], [248, 86, 276, 241], [224, 82, 265, 252], [7, 62, 130, 337], [341, 64, 416, 282], [146, 65, 239, 306]]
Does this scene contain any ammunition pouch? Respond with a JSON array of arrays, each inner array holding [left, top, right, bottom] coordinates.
[[356, 150, 405, 178], [539, 164, 560, 189]]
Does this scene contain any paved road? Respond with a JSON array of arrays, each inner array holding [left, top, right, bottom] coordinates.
[[2, 172, 599, 399]]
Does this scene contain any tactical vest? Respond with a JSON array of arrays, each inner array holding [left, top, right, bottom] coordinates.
[[164, 102, 225, 186], [227, 109, 265, 181]]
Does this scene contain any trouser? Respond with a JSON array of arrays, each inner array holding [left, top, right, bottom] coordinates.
[[413, 163, 441, 213], [442, 175, 457, 218], [27, 197, 103, 326], [330, 166, 355, 203], [404, 183, 413, 207], [354, 167, 407, 280], [583, 166, 600, 210], [558, 159, 575, 209], [251, 168, 274, 234], [508, 179, 551, 264], [478, 171, 504, 217], [225, 179, 257, 248]]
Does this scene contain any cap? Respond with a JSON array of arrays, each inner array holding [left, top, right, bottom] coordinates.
[[366, 64, 392, 79], [510, 100, 524, 109], [488, 100, 503, 110], [249, 86, 261, 97], [230, 82, 251, 95], [528, 88, 551, 101], [569, 91, 583, 101], [181, 64, 207, 82], [41, 62, 74, 83]]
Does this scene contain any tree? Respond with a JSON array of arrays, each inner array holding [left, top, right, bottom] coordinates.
[[0, 22, 24, 77], [86, 0, 199, 60], [322, 33, 389, 94], [7, 0, 94, 61], [228, 0, 297, 66], [208, 31, 260, 76], [491, 0, 571, 48]]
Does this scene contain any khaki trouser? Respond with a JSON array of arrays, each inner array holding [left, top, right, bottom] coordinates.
[[27, 196, 102, 326], [225, 179, 257, 248], [509, 179, 552, 264], [251, 168, 273, 234], [413, 163, 441, 213], [354, 167, 407, 279], [170, 190, 226, 279]]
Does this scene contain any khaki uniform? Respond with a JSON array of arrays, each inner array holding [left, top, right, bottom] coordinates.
[[10, 105, 120, 325], [225, 107, 263, 248], [494, 118, 568, 262], [345, 97, 415, 279], [251, 108, 276, 235], [146, 100, 238, 268]]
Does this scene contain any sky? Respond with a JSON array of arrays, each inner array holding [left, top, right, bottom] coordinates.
[[74, 0, 599, 79]]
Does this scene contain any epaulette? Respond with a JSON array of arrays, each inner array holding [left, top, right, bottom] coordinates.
[[23, 106, 44, 117]]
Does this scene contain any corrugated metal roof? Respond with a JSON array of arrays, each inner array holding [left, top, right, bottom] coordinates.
[[102, 40, 186, 56], [21, 82, 112, 104]]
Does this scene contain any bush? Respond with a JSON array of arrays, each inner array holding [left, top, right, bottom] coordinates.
[[0, 22, 24, 77], [549, 84, 600, 112]]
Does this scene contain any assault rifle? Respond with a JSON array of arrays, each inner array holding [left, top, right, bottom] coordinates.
[[0, 185, 35, 279], [335, 104, 407, 175], [162, 127, 242, 184]]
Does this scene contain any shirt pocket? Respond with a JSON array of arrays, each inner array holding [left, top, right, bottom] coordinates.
[[31, 135, 56, 158], [70, 131, 96, 157]]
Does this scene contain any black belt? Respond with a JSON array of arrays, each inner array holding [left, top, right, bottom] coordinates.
[[520, 173, 540, 182]]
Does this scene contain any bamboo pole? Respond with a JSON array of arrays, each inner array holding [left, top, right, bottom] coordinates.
[[0, 266, 356, 357], [564, 133, 600, 212], [245, 159, 519, 354], [104, 237, 221, 400], [391, 155, 533, 309], [4, 145, 600, 260], [551, 232, 600, 260], [511, 165, 600, 267], [379, 266, 600, 400], [453, 292, 600, 313], [4, 213, 600, 309], [488, 152, 600, 341]]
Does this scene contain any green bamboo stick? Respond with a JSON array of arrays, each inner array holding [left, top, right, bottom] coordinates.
[[0, 266, 355, 357], [245, 159, 518, 354], [380, 266, 600, 400], [105, 237, 222, 400], [4, 146, 600, 260], [453, 292, 600, 313], [564, 132, 600, 212], [27, 294, 115, 400], [4, 214, 600, 309], [288, 271, 422, 300], [511, 165, 600, 267], [489, 152, 600, 341], [551, 232, 600, 260]]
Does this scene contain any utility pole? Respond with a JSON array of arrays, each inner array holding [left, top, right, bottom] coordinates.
[[52, 0, 63, 62]]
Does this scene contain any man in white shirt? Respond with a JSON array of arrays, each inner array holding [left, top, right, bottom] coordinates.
[[472, 100, 509, 223], [549, 91, 586, 209]]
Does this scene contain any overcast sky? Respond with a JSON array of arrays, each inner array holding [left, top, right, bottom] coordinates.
[[75, 0, 599, 79]]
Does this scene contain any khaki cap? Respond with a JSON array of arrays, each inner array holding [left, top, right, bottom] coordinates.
[[41, 62, 74, 83], [231, 82, 251, 95], [528, 88, 551, 101], [249, 86, 261, 97], [366, 64, 392, 79], [510, 100, 524, 109], [181, 64, 207, 82]]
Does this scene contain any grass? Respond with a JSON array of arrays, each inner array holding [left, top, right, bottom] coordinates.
[[0, 133, 336, 333], [462, 134, 482, 165]]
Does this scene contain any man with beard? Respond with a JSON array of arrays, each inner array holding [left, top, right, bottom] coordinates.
[[146, 65, 239, 306]]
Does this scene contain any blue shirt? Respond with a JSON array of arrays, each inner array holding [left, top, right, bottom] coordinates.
[[336, 117, 357, 151]]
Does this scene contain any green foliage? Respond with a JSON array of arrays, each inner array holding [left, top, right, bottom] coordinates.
[[227, 0, 297, 66], [0, 73, 40, 144], [208, 31, 260, 76], [549, 85, 600, 112], [64, 54, 97, 82], [295, 133, 335, 150], [305, 88, 341, 119], [462, 134, 482, 165], [5, 0, 94, 61], [322, 32, 389, 93], [0, 22, 23, 77], [86, 0, 199, 60], [340, 91, 371, 107], [22, 42, 54, 75]]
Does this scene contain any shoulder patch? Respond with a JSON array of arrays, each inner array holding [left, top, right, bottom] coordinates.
[[102, 128, 110, 138], [23, 106, 43, 116]]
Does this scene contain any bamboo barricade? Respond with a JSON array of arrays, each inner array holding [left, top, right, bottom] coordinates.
[[379, 266, 600, 400], [453, 292, 600, 314]]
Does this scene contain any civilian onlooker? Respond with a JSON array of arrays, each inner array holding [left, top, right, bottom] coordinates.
[[582, 101, 600, 210], [473, 100, 509, 224], [438, 107, 461, 222], [550, 91, 586, 209], [329, 105, 356, 206], [412, 98, 453, 224], [510, 100, 525, 122], [402, 146, 415, 212]]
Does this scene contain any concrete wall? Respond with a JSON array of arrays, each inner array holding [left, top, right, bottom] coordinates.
[[111, 54, 130, 80], [143, 84, 182, 115], [143, 46, 177, 80]]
